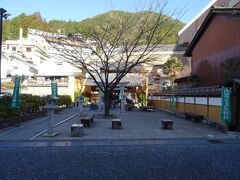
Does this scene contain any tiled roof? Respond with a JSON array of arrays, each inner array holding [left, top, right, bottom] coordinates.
[[122, 44, 187, 53], [85, 73, 143, 87]]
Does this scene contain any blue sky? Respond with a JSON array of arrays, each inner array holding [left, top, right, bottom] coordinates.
[[1, 0, 212, 23]]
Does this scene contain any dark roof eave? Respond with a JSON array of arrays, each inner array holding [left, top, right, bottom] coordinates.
[[174, 76, 191, 83], [184, 7, 240, 57]]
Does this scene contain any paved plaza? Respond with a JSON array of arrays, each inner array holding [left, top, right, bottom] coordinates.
[[1, 107, 240, 179], [0, 107, 237, 142]]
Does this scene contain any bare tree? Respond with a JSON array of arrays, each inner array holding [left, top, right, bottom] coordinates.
[[47, 0, 183, 116]]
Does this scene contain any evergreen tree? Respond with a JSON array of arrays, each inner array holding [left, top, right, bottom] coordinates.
[[163, 56, 183, 87]]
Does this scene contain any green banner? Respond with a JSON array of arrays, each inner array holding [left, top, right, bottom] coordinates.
[[11, 76, 21, 108], [171, 95, 176, 107], [171, 95, 176, 112], [51, 82, 58, 97], [119, 90, 123, 100], [221, 86, 232, 122]]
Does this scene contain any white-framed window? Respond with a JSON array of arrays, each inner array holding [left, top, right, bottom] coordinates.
[[26, 47, 32, 52]]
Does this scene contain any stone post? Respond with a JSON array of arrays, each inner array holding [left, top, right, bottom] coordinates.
[[98, 90, 103, 112], [79, 95, 84, 116], [119, 83, 127, 113], [47, 108, 55, 135]]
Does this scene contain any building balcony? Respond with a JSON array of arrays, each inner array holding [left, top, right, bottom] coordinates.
[[25, 80, 68, 87]]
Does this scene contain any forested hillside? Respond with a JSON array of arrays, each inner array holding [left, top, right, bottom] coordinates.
[[3, 10, 184, 44]]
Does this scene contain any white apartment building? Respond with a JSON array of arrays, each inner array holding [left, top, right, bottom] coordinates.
[[2, 28, 91, 100], [3, 28, 49, 65]]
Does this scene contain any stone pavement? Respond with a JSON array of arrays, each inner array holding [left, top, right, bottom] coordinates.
[[1, 108, 240, 180], [0, 107, 238, 143], [1, 140, 240, 180], [0, 108, 78, 140]]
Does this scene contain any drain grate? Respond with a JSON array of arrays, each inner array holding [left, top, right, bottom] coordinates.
[[207, 139, 224, 144]]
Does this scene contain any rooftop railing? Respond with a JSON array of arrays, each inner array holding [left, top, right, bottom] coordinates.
[[159, 86, 222, 96]]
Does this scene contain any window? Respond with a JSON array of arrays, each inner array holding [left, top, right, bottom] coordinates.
[[26, 47, 32, 52], [12, 47, 16, 51], [57, 62, 62, 66]]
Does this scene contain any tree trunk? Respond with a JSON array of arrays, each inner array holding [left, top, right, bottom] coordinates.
[[104, 92, 111, 116]]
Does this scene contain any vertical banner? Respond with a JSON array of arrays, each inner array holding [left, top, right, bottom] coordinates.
[[221, 86, 232, 122], [51, 81, 58, 97], [171, 94, 176, 112], [119, 90, 123, 100], [11, 76, 21, 108]]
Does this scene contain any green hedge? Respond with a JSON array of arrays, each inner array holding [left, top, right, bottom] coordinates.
[[0, 96, 19, 120], [21, 94, 45, 113], [0, 94, 72, 121]]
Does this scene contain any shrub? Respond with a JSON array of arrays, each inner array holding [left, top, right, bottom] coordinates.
[[0, 94, 72, 122], [20, 94, 45, 113], [74, 91, 90, 105], [0, 96, 19, 120], [84, 96, 90, 105], [74, 91, 81, 101], [57, 95, 72, 107], [138, 93, 147, 106]]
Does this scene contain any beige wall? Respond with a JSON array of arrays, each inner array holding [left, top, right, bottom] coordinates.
[[151, 96, 222, 124]]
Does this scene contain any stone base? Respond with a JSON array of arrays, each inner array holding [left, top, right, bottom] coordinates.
[[162, 119, 173, 130], [140, 106, 155, 112], [71, 124, 84, 137], [43, 132, 58, 137], [112, 119, 122, 129], [81, 114, 94, 127]]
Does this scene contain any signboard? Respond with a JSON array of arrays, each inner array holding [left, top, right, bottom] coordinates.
[[11, 76, 21, 108], [51, 82, 58, 97], [221, 86, 232, 122]]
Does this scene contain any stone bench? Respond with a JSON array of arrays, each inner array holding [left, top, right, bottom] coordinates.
[[183, 112, 204, 122], [81, 114, 94, 127], [126, 104, 134, 111], [112, 119, 122, 129], [71, 124, 84, 137], [140, 106, 155, 112], [162, 119, 173, 130]]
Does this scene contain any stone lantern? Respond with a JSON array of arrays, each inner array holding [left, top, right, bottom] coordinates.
[[43, 95, 59, 137]]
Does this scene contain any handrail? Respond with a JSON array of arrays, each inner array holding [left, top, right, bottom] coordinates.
[[158, 86, 222, 96]]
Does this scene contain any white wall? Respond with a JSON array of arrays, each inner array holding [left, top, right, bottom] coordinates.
[[151, 96, 221, 107]]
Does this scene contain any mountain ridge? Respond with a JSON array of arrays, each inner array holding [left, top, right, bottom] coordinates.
[[3, 10, 184, 44]]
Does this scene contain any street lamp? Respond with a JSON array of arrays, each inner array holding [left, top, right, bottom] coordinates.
[[0, 8, 10, 96]]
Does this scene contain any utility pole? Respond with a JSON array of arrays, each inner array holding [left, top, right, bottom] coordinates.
[[0, 8, 10, 96]]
